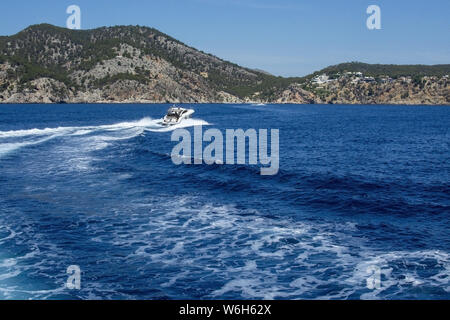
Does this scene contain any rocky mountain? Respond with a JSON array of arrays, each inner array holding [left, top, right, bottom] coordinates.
[[0, 24, 448, 104]]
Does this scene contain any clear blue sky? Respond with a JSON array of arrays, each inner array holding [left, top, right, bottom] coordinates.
[[1, 0, 449, 76]]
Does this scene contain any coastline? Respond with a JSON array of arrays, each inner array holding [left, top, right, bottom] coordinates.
[[0, 102, 449, 106]]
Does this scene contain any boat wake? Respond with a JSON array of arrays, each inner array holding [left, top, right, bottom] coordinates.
[[0, 117, 209, 158], [145, 118, 210, 133]]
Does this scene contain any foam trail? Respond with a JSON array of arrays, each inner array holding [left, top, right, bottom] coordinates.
[[145, 118, 210, 132], [0, 127, 67, 138], [0, 135, 62, 158], [0, 117, 210, 158], [0, 117, 158, 138]]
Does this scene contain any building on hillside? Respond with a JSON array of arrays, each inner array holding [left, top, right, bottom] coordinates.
[[312, 74, 330, 84]]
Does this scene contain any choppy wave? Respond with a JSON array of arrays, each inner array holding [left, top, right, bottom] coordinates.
[[1, 195, 445, 300], [28, 196, 439, 300]]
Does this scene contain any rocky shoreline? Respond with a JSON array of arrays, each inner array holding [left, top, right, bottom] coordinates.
[[1, 76, 447, 105]]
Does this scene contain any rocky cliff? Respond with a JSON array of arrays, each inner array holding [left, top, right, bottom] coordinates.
[[277, 74, 449, 105], [0, 24, 448, 105]]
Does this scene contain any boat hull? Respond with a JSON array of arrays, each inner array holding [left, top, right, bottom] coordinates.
[[162, 108, 195, 126]]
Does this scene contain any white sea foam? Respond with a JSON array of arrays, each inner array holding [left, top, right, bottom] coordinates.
[[0, 117, 156, 139], [0, 134, 62, 158], [0, 117, 208, 159], [0, 192, 448, 299], [0, 285, 68, 300], [145, 118, 210, 132], [0, 227, 17, 243], [251, 103, 267, 106], [0, 127, 68, 138], [87, 196, 448, 300]]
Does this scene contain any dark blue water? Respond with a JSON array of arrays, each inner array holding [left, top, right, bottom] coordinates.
[[0, 104, 449, 300]]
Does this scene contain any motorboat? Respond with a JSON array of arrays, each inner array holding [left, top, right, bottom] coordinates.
[[162, 106, 195, 126]]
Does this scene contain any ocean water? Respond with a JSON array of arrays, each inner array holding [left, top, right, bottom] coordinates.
[[0, 103, 449, 300]]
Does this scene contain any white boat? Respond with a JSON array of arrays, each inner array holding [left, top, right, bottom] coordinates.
[[162, 106, 195, 126]]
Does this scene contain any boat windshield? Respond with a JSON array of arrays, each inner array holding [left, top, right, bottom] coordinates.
[[167, 108, 184, 117]]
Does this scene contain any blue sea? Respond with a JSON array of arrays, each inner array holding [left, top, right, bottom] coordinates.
[[0, 103, 449, 300]]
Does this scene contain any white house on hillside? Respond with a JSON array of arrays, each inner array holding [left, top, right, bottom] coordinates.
[[312, 74, 330, 84]]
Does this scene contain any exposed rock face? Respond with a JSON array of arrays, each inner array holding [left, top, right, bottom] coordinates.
[[0, 24, 448, 105], [2, 71, 447, 105], [2, 78, 72, 103], [276, 84, 319, 104], [278, 77, 449, 105]]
